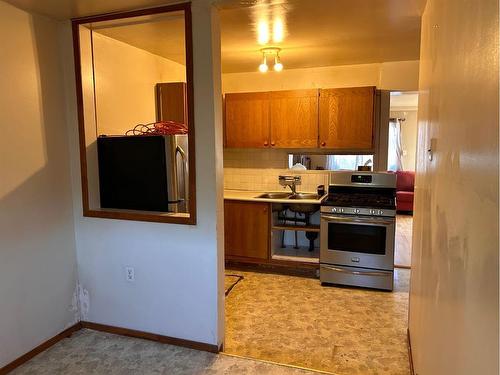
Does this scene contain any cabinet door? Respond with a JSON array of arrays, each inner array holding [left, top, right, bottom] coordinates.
[[156, 82, 187, 125], [269, 89, 319, 148], [225, 92, 270, 148], [224, 200, 269, 260], [319, 87, 375, 150]]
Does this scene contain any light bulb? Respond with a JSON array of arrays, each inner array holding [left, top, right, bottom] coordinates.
[[273, 55, 283, 72], [259, 54, 268, 73]]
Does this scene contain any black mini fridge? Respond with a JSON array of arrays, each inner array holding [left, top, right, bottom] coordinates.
[[97, 135, 170, 212]]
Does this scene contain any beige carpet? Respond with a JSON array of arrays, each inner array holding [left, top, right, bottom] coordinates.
[[224, 269, 410, 375]]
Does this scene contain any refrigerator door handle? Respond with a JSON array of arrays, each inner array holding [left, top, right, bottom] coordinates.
[[175, 145, 189, 202]]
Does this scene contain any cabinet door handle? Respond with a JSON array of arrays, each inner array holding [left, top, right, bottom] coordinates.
[[270, 141, 276, 146], [320, 141, 326, 147], [264, 140, 269, 146]]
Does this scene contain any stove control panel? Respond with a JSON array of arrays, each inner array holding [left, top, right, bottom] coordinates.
[[320, 206, 396, 217]]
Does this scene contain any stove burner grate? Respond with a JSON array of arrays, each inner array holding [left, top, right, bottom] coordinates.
[[323, 193, 395, 209]]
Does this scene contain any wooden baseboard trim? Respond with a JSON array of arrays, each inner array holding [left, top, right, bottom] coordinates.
[[226, 260, 319, 278], [0, 323, 82, 375], [81, 321, 219, 354], [407, 328, 415, 375], [1, 321, 219, 374]]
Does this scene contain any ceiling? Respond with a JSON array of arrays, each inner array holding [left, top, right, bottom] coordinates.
[[390, 92, 419, 109], [219, 0, 424, 73], [90, 12, 186, 65], [5, 0, 425, 73], [3, 0, 179, 20]]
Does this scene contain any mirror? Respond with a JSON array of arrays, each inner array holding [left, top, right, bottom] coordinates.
[[73, 4, 195, 224]]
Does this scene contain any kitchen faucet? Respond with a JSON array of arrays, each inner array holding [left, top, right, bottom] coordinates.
[[279, 175, 301, 195]]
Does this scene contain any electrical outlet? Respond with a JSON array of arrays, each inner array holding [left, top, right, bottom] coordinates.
[[125, 267, 135, 282]]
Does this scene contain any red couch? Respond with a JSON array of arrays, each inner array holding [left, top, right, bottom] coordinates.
[[394, 170, 415, 213]]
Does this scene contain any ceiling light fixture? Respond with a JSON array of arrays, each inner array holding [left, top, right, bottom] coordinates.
[[258, 47, 283, 73]]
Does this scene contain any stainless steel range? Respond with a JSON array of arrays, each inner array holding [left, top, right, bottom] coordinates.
[[320, 171, 397, 291]]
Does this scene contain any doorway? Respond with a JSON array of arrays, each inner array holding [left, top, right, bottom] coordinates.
[[389, 91, 419, 269], [217, 1, 423, 374]]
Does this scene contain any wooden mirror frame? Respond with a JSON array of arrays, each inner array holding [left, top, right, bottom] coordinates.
[[71, 2, 196, 225]]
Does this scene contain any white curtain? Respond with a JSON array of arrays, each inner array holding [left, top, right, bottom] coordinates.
[[326, 155, 373, 171], [388, 119, 403, 171]]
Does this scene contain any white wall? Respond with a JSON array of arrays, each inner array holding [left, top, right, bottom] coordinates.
[[92, 32, 186, 135], [0, 1, 78, 367], [409, 0, 499, 374], [60, 0, 224, 347], [222, 60, 419, 93]]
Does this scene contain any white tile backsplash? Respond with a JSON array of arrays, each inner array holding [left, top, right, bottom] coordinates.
[[224, 149, 329, 192], [224, 167, 329, 192]]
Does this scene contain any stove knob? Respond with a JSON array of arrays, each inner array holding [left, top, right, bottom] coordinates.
[[354, 208, 360, 214], [378, 210, 384, 215], [340, 208, 345, 213], [332, 208, 337, 213]]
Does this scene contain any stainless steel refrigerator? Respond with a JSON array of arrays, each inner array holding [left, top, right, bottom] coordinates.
[[164, 134, 189, 213], [156, 82, 189, 213]]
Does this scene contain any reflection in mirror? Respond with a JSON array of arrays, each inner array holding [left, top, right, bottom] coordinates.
[[74, 5, 194, 222], [288, 154, 374, 171]]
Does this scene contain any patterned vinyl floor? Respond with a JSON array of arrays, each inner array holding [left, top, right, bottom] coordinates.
[[12, 329, 320, 375], [395, 215, 413, 268], [224, 269, 410, 375]]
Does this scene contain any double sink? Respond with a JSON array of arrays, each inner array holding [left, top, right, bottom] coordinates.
[[256, 192, 321, 200], [255, 192, 322, 214]]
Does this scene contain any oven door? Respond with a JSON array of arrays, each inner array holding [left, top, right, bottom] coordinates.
[[320, 214, 395, 270]]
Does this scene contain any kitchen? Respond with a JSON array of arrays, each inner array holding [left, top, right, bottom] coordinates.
[[219, 1, 418, 373]]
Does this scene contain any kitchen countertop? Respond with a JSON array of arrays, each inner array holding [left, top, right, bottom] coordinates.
[[224, 189, 327, 204]]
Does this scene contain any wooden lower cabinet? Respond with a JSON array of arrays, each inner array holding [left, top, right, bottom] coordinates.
[[224, 200, 269, 260]]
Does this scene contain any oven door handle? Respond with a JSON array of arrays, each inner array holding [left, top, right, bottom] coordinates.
[[321, 214, 394, 226], [322, 265, 390, 277]]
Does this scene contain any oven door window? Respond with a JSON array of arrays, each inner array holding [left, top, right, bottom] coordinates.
[[327, 222, 386, 255]]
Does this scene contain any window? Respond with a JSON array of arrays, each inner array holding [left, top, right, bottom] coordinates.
[[72, 3, 196, 224], [387, 118, 403, 171], [288, 154, 373, 171]]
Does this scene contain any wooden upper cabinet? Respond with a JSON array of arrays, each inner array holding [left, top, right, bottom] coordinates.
[[224, 86, 375, 150], [156, 82, 187, 125], [319, 86, 375, 150], [225, 92, 270, 148], [269, 89, 319, 148]]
